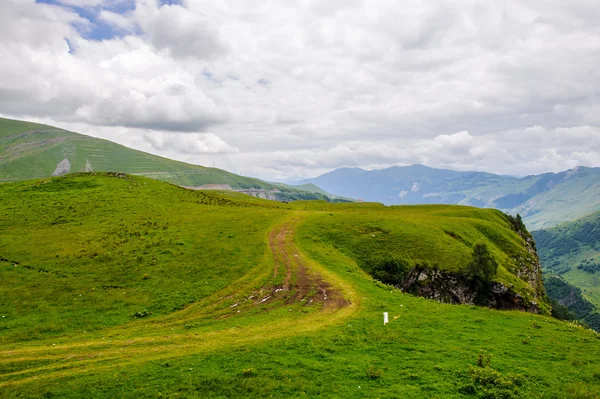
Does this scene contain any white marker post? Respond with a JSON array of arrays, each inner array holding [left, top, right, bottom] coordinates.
[[383, 312, 389, 325]]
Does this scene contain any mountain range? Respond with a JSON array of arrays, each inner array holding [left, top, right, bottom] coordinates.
[[293, 164, 600, 230]]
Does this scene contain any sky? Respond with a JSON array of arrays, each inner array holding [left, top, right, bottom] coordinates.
[[1, 0, 599, 180]]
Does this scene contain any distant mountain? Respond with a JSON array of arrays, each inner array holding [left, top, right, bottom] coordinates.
[[0, 117, 338, 202], [295, 164, 600, 229]]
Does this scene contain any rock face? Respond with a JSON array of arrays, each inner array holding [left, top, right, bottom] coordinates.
[[239, 189, 281, 201], [52, 158, 71, 176], [186, 185, 285, 201], [401, 267, 539, 313], [517, 235, 545, 303]]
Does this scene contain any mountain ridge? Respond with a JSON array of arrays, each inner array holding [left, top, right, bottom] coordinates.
[[0, 117, 340, 202], [292, 164, 600, 229]]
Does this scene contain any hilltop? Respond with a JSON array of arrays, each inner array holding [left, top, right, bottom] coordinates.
[[0, 117, 337, 202], [1, 174, 598, 398], [294, 164, 600, 229]]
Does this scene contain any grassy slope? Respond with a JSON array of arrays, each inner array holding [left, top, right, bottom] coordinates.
[[516, 169, 600, 230], [300, 204, 543, 305], [0, 118, 326, 198], [0, 174, 598, 398], [534, 211, 600, 309]]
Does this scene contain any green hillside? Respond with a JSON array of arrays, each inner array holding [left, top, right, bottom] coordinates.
[[1, 174, 598, 398], [0, 117, 331, 201], [533, 211, 600, 329]]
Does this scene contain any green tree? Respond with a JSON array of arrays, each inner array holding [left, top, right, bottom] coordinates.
[[466, 243, 498, 282]]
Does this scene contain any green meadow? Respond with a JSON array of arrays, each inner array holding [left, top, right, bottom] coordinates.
[[0, 174, 599, 398]]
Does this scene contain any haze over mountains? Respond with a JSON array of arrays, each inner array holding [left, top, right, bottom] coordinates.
[[294, 165, 600, 230]]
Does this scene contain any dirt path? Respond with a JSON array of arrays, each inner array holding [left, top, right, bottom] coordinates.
[[268, 219, 349, 308], [0, 215, 358, 388]]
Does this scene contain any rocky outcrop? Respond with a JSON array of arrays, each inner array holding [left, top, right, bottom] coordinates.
[[52, 158, 70, 176], [238, 188, 282, 201], [398, 217, 546, 314], [516, 235, 546, 302], [401, 267, 539, 313]]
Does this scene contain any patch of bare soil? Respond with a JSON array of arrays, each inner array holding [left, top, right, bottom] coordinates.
[[266, 221, 349, 310]]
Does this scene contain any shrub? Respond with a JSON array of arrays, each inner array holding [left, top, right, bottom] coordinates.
[[241, 368, 256, 377], [477, 350, 492, 368], [367, 256, 410, 286], [132, 309, 152, 318], [507, 213, 529, 237], [469, 350, 524, 398], [469, 366, 523, 398], [366, 366, 383, 380]]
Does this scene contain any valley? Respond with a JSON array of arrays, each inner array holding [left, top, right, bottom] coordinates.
[[533, 211, 600, 331]]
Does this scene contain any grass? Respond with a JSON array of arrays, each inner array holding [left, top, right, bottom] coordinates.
[[0, 173, 599, 398]]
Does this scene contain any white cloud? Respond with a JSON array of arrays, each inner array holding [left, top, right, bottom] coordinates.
[[0, 0, 599, 180], [134, 0, 227, 59], [143, 131, 239, 154], [98, 10, 136, 32]]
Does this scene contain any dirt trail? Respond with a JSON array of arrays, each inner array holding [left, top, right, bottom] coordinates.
[[268, 225, 293, 289], [0, 215, 356, 388], [268, 220, 349, 308]]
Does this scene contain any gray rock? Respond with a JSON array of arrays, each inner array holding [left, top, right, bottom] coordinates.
[[52, 158, 70, 176]]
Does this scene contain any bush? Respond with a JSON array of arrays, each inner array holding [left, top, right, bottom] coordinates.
[[241, 368, 256, 377], [132, 309, 152, 318], [507, 213, 529, 237], [477, 350, 492, 368], [468, 351, 524, 399], [367, 256, 410, 286], [366, 366, 383, 380]]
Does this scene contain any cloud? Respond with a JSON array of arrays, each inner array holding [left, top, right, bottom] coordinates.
[[134, 0, 227, 59], [98, 10, 137, 32], [0, 0, 599, 180], [143, 131, 239, 154]]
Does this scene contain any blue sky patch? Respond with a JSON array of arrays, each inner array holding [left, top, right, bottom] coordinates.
[[36, 0, 138, 41]]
